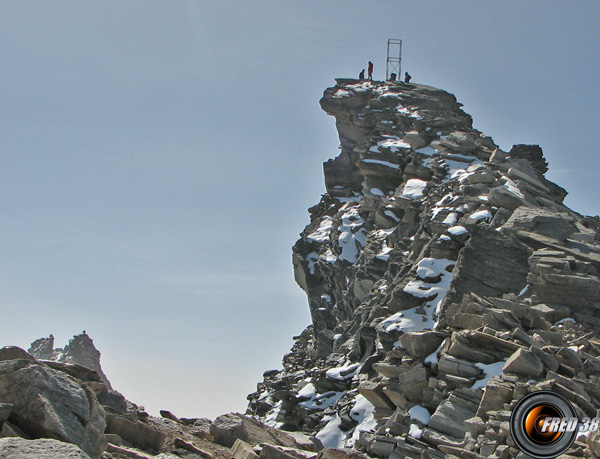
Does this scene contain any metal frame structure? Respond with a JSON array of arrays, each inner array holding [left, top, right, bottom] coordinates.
[[386, 39, 402, 81]]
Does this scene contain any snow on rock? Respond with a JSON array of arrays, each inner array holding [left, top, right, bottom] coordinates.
[[299, 390, 346, 410], [448, 225, 468, 236], [383, 258, 455, 332], [316, 414, 346, 448], [338, 206, 367, 263], [362, 159, 401, 170], [424, 340, 446, 365], [307, 217, 334, 243], [369, 135, 411, 153], [469, 209, 493, 221], [409, 406, 431, 425], [332, 89, 352, 98], [326, 362, 361, 380], [369, 187, 386, 196], [408, 424, 423, 439], [402, 179, 427, 199], [471, 360, 506, 390], [347, 395, 376, 447]]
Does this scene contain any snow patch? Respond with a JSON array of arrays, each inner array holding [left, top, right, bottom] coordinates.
[[409, 406, 431, 425], [448, 225, 468, 236], [402, 179, 427, 199], [316, 414, 346, 448], [347, 395, 376, 447], [369, 135, 411, 153], [307, 217, 333, 243], [469, 209, 493, 222], [383, 258, 455, 332], [362, 159, 401, 170], [326, 362, 361, 380], [471, 360, 506, 390]]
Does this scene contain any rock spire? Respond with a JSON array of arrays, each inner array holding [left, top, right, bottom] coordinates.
[[247, 78, 600, 458]]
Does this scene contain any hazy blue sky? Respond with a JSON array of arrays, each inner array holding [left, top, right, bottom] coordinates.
[[1, 1, 599, 419]]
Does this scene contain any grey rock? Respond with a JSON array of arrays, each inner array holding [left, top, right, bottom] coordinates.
[[488, 186, 525, 211], [476, 378, 514, 419], [503, 348, 544, 378], [0, 437, 92, 459], [105, 414, 165, 453], [211, 413, 309, 450], [0, 359, 106, 459], [29, 332, 112, 391], [232, 439, 259, 459], [0, 347, 34, 362], [502, 207, 576, 242], [0, 403, 13, 423], [428, 393, 478, 439], [398, 331, 445, 359]]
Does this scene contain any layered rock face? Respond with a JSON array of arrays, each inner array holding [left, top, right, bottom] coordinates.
[[247, 79, 600, 457]]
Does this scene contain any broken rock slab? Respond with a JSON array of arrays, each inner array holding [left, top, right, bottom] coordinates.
[[503, 348, 544, 378], [398, 331, 445, 359], [211, 413, 313, 450]]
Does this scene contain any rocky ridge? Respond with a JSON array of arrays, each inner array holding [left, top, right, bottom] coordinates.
[[246, 79, 600, 458], [2, 79, 600, 459]]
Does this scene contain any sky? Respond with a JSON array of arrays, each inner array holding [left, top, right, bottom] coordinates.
[[1, 1, 599, 420]]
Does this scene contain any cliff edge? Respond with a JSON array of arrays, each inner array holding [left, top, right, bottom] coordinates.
[[247, 79, 600, 458]]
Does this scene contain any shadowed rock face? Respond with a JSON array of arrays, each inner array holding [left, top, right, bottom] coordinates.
[[248, 79, 600, 458]]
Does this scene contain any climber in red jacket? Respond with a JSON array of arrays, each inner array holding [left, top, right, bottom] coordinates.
[[368, 61, 373, 80]]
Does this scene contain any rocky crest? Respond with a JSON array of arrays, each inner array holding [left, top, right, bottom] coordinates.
[[29, 332, 113, 390], [2, 79, 600, 459], [246, 79, 600, 458]]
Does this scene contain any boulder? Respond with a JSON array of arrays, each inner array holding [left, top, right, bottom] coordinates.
[[0, 359, 106, 459], [211, 413, 310, 450], [488, 186, 525, 211], [0, 347, 34, 362], [232, 439, 259, 459], [428, 393, 479, 439], [260, 443, 317, 459], [503, 348, 544, 378], [476, 377, 514, 418], [443, 226, 531, 311], [0, 437, 92, 458], [398, 331, 444, 359], [502, 207, 576, 241], [357, 381, 395, 410], [105, 414, 165, 453]]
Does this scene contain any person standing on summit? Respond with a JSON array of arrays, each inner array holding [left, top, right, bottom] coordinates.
[[368, 61, 373, 80]]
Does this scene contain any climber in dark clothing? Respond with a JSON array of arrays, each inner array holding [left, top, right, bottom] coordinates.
[[368, 61, 373, 80], [359, 69, 365, 80], [404, 72, 411, 83]]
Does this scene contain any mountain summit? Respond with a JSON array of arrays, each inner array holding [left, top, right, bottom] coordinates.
[[2, 79, 600, 458], [247, 79, 600, 457]]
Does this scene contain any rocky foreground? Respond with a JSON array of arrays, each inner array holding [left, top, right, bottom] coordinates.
[[2, 79, 600, 458]]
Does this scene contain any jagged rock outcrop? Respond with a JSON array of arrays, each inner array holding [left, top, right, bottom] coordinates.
[[247, 79, 600, 458], [29, 332, 113, 390]]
